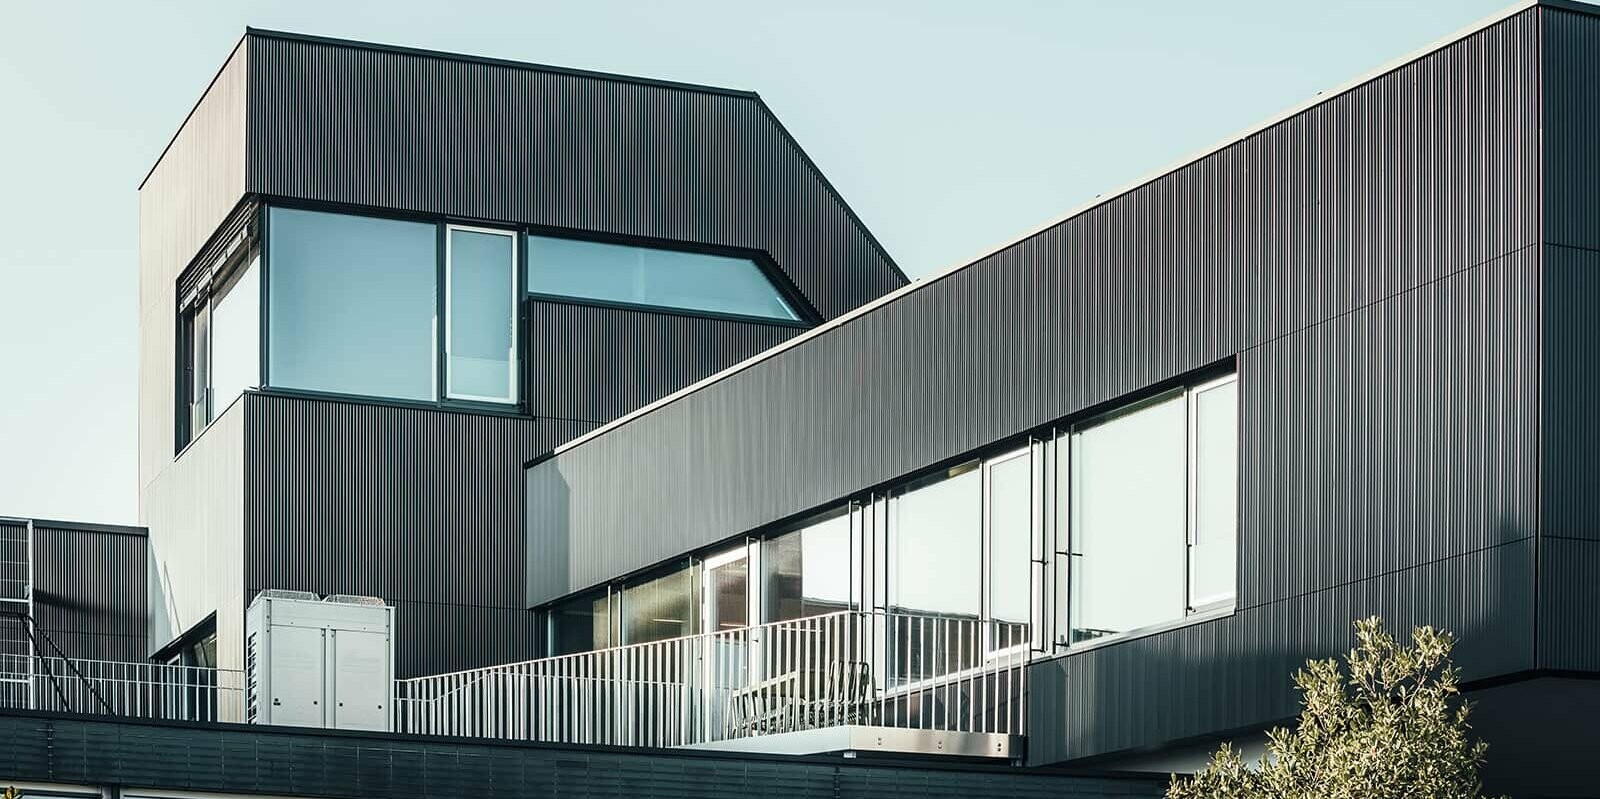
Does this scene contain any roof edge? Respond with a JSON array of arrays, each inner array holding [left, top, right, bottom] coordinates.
[[541, 0, 1573, 461], [244, 27, 761, 100], [138, 33, 247, 190]]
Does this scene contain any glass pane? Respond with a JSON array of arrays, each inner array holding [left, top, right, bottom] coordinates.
[[448, 229, 516, 402], [552, 592, 611, 655], [987, 454, 1030, 625], [189, 304, 210, 425], [210, 257, 260, 417], [622, 564, 697, 645], [888, 465, 981, 617], [1190, 380, 1239, 607], [1069, 395, 1187, 643], [267, 207, 438, 401], [764, 509, 852, 622], [527, 235, 799, 321], [706, 556, 748, 631]]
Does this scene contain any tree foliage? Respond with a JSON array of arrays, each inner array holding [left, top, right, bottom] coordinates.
[[1167, 617, 1501, 799]]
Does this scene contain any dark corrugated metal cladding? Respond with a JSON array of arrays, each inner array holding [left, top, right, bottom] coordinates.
[[525, 300, 802, 424], [240, 32, 904, 321], [1537, 7, 1600, 674], [537, 8, 1544, 598], [27, 523, 148, 661], [525, 7, 1547, 762], [242, 392, 595, 675]]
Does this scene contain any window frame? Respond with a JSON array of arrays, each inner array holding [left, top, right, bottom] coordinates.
[[1057, 376, 1240, 653], [1185, 372, 1241, 615], [444, 223, 521, 405], [175, 241, 260, 453], [981, 445, 1033, 658], [523, 226, 818, 328]]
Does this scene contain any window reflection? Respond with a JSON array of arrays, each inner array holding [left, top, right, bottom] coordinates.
[[527, 235, 800, 321], [620, 564, 697, 645], [888, 464, 981, 618], [764, 508, 853, 622], [267, 207, 438, 401], [447, 227, 517, 403], [1189, 379, 1239, 609], [1069, 394, 1189, 643], [552, 591, 615, 656]]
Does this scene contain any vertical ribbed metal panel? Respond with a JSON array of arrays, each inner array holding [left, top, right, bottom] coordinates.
[[1542, 8, 1600, 251], [525, 8, 1549, 761], [1537, 7, 1600, 675], [138, 40, 249, 516], [241, 31, 905, 321], [242, 392, 593, 676], [535, 9, 1543, 597], [525, 300, 803, 424], [28, 523, 149, 662]]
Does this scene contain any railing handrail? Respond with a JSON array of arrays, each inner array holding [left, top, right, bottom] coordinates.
[[397, 608, 862, 685]]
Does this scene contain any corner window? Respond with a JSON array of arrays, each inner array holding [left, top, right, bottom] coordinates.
[[177, 254, 259, 448], [446, 226, 518, 403], [266, 207, 438, 402], [526, 235, 801, 322]]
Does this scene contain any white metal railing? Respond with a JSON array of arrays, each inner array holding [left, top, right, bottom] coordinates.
[[0, 653, 245, 722], [395, 610, 1027, 748]]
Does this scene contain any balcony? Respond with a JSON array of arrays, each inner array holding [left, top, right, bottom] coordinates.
[[395, 610, 1028, 759]]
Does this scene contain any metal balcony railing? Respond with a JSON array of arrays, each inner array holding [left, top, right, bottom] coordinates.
[[0, 653, 245, 722], [395, 610, 1028, 748]]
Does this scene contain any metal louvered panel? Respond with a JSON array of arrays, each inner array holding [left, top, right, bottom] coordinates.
[[240, 30, 906, 322], [0, 713, 1167, 799]]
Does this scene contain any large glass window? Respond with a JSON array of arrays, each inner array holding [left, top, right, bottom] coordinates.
[[209, 256, 260, 416], [551, 590, 617, 656], [267, 207, 438, 401], [764, 508, 853, 622], [446, 226, 518, 403], [527, 235, 801, 322], [1189, 377, 1239, 609], [1068, 394, 1188, 644], [620, 564, 697, 645], [888, 464, 982, 617]]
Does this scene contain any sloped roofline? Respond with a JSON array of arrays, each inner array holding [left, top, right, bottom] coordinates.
[[136, 28, 909, 284], [539, 0, 1600, 463]]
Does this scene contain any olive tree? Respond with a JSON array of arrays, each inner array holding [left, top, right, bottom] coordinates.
[[1167, 617, 1501, 799]]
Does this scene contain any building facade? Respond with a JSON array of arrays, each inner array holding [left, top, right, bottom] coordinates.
[[2, 2, 1598, 797]]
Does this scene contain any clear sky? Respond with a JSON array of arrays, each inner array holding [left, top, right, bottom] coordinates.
[[0, 0, 1514, 525]]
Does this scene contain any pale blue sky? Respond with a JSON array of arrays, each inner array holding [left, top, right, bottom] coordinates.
[[0, 0, 1512, 525]]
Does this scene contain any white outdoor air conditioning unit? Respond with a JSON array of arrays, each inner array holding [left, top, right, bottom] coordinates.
[[245, 589, 394, 731]]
